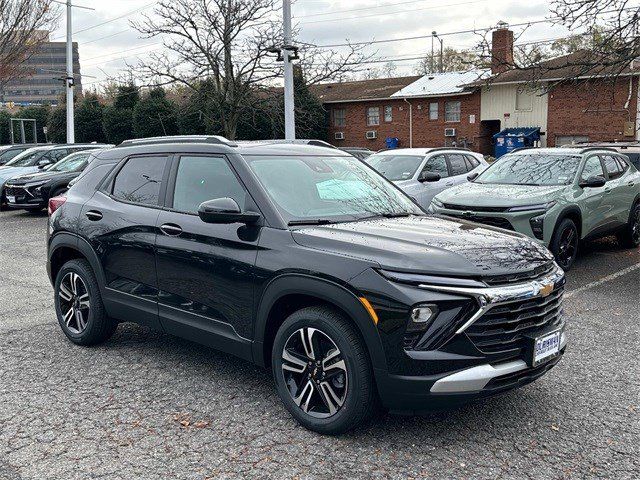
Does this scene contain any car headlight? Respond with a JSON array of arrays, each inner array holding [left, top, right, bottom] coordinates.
[[507, 201, 557, 213]]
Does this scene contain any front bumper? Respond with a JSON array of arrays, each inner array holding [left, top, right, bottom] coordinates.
[[4, 185, 46, 210]]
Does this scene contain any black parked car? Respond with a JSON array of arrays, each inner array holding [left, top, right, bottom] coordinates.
[[47, 136, 567, 434], [5, 149, 107, 211], [0, 143, 52, 165]]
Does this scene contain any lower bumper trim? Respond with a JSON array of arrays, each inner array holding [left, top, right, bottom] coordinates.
[[430, 359, 527, 393]]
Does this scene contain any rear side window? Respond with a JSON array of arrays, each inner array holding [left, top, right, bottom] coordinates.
[[172, 155, 247, 214], [465, 155, 480, 169], [423, 155, 449, 178], [112, 156, 168, 205], [602, 155, 622, 179], [448, 154, 468, 176], [615, 156, 629, 172]]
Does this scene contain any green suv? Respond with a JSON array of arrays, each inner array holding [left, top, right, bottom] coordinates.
[[428, 147, 640, 270]]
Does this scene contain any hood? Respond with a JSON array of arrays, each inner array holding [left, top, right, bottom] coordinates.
[[7, 170, 75, 185], [435, 182, 566, 207], [292, 215, 554, 277], [0, 166, 39, 185]]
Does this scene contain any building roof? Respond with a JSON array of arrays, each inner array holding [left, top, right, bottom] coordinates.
[[481, 50, 640, 85], [391, 71, 486, 98], [310, 75, 421, 103]]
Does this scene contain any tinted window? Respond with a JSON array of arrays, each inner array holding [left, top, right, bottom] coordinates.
[[173, 156, 246, 213], [465, 155, 480, 168], [0, 148, 26, 162], [448, 154, 468, 176], [112, 156, 168, 205], [602, 155, 622, 179], [422, 155, 449, 178], [367, 154, 424, 181], [4, 149, 42, 167], [581, 157, 604, 181]]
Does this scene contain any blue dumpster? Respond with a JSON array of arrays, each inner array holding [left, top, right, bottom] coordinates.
[[493, 127, 541, 158], [385, 137, 399, 149]]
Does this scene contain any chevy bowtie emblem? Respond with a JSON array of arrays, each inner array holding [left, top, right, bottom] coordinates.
[[539, 282, 554, 297]]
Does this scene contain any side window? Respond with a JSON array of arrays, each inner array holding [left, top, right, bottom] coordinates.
[[172, 156, 247, 214], [465, 154, 480, 169], [448, 154, 468, 176], [602, 155, 622, 179], [422, 155, 449, 178], [615, 156, 629, 173], [112, 156, 168, 205], [581, 156, 604, 181]]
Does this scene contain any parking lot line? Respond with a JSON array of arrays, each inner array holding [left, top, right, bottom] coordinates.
[[565, 262, 640, 299]]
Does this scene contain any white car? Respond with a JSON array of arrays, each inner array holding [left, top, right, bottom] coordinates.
[[367, 148, 488, 208]]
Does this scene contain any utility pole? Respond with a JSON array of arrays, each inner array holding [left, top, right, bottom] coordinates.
[[66, 0, 75, 143], [282, 0, 295, 140]]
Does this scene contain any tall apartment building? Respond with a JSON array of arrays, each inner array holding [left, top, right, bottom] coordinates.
[[0, 31, 81, 106]]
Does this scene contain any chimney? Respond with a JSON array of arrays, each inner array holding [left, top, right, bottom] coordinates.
[[491, 22, 514, 75]]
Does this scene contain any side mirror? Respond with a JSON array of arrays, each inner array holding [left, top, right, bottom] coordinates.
[[198, 197, 260, 224], [37, 159, 51, 169], [579, 175, 606, 188], [419, 171, 441, 183], [467, 172, 479, 181]]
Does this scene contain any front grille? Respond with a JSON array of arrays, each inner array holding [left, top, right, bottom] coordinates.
[[466, 286, 564, 356], [483, 262, 555, 286], [447, 213, 514, 231], [443, 203, 509, 213]]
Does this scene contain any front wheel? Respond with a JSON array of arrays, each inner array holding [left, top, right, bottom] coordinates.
[[550, 218, 579, 271], [617, 203, 640, 248], [271, 306, 377, 435]]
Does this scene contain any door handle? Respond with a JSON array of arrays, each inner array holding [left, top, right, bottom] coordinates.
[[160, 223, 183, 236], [446, 181, 454, 186], [604, 188, 612, 194], [628, 181, 635, 187], [85, 210, 103, 221]]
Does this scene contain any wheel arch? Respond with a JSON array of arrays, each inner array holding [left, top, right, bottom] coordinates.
[[554, 205, 582, 239], [252, 274, 387, 373], [49, 233, 106, 291]]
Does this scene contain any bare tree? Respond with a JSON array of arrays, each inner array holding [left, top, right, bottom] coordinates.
[[415, 47, 481, 75], [0, 0, 60, 89], [131, 0, 368, 139]]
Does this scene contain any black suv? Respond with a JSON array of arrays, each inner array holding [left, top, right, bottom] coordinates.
[[47, 136, 567, 434]]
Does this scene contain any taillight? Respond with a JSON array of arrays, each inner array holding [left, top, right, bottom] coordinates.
[[48, 196, 67, 216]]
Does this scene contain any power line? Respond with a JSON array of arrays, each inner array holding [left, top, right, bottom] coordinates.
[[293, 0, 461, 19]]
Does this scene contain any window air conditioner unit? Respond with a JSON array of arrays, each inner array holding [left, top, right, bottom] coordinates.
[[444, 128, 456, 137], [334, 131, 345, 140], [366, 130, 377, 139]]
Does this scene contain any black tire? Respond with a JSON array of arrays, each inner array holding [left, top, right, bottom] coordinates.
[[271, 306, 377, 435], [617, 202, 640, 248], [550, 218, 579, 271], [54, 259, 117, 345]]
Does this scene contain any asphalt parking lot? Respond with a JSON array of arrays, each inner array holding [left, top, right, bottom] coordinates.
[[0, 209, 638, 480]]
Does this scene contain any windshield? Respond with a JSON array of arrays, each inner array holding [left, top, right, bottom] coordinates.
[[4, 149, 43, 167], [245, 155, 423, 224], [477, 154, 582, 186], [49, 153, 89, 172], [367, 154, 424, 181]]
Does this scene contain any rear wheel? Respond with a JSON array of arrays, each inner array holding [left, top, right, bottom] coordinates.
[[551, 218, 578, 271], [54, 259, 117, 345], [617, 203, 640, 248], [271, 306, 377, 435]]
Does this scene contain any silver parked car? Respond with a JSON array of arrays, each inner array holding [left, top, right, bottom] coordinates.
[[367, 148, 488, 208]]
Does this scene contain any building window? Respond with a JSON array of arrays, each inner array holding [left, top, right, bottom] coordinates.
[[429, 102, 438, 120], [445, 101, 461, 122], [366, 107, 380, 126], [333, 108, 346, 127], [515, 88, 532, 111], [384, 105, 393, 122]]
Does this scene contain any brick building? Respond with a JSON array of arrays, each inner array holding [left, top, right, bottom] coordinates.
[[313, 72, 485, 152], [316, 25, 640, 155]]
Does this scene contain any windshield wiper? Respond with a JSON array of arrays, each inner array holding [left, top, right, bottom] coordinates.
[[357, 212, 417, 221], [287, 219, 335, 226]]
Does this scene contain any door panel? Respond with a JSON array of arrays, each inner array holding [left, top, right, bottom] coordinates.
[[579, 156, 608, 236], [155, 154, 261, 351], [418, 154, 450, 206], [601, 155, 628, 225]]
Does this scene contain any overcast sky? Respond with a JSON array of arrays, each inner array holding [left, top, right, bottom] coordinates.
[[49, 0, 575, 90]]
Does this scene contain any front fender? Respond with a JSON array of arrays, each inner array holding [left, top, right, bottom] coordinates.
[[252, 273, 388, 373]]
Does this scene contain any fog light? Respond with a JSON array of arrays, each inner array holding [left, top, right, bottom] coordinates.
[[407, 304, 438, 332]]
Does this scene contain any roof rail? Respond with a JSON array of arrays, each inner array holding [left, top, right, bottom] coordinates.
[[427, 146, 472, 153], [578, 147, 619, 154], [117, 135, 237, 148]]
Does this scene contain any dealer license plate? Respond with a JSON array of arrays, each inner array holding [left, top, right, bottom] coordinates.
[[532, 329, 562, 366], [6, 195, 15, 203]]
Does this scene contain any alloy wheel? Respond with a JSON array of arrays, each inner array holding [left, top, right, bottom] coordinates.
[[281, 327, 348, 419], [557, 226, 577, 268], [58, 272, 91, 334]]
